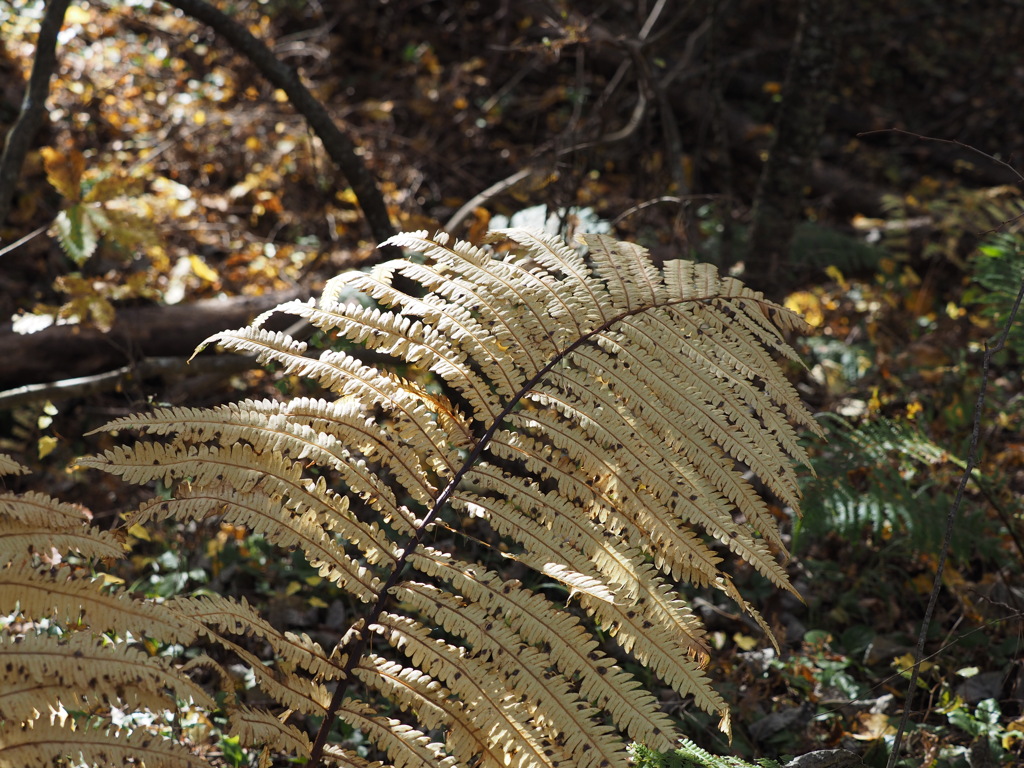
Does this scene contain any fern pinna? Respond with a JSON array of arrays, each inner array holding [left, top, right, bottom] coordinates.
[[77, 229, 820, 767]]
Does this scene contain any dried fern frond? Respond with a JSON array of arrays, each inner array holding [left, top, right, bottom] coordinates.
[[0, 456, 30, 477], [0, 454, 234, 768], [0, 721, 209, 768], [0, 632, 215, 718], [82, 229, 821, 767]]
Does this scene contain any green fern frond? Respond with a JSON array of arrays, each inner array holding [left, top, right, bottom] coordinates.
[[798, 414, 957, 551], [629, 740, 785, 768], [967, 230, 1024, 358], [789, 222, 884, 274]]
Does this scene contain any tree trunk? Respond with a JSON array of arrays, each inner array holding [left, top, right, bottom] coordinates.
[[0, 0, 71, 230], [744, 0, 843, 297], [0, 289, 301, 390]]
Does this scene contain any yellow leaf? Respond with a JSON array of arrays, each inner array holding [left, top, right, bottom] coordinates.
[[732, 632, 758, 651], [784, 290, 824, 328], [852, 214, 885, 230], [84, 171, 144, 203], [825, 265, 847, 289], [127, 523, 152, 541], [38, 400, 57, 429], [1005, 716, 1024, 748], [362, 99, 395, 120], [308, 597, 328, 608], [848, 712, 895, 741], [189, 254, 220, 283], [286, 581, 303, 596], [892, 652, 933, 676], [936, 693, 966, 715], [41, 147, 85, 201], [88, 293, 117, 333], [64, 5, 92, 24], [868, 387, 882, 412], [37, 435, 59, 459], [336, 188, 359, 205], [892, 652, 915, 670], [911, 572, 933, 594]]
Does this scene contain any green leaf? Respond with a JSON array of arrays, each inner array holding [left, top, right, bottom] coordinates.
[[219, 734, 245, 767], [948, 707, 982, 736], [52, 203, 100, 265], [976, 698, 1002, 726]]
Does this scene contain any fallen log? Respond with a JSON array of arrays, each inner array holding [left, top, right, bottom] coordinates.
[[0, 289, 303, 391]]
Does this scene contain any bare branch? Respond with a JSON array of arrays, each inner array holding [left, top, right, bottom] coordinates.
[[159, 0, 399, 255]]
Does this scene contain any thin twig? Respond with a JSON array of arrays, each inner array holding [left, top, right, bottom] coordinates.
[[637, 0, 669, 41], [478, 58, 541, 115], [444, 84, 649, 232], [609, 196, 681, 225], [448, 0, 704, 236], [657, 16, 714, 90], [968, 476, 1024, 564], [0, 354, 257, 408], [447, 2, 684, 235], [609, 194, 728, 227], [860, 129, 1024, 235], [126, 120, 209, 175], [444, 167, 535, 232], [0, 222, 49, 258], [858, 129, 1022, 182]]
